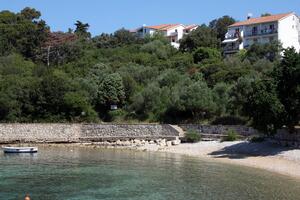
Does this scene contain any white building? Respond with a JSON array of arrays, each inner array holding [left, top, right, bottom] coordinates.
[[222, 12, 300, 55], [131, 24, 198, 48]]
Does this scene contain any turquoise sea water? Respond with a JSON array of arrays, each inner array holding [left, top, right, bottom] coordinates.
[[0, 146, 300, 200]]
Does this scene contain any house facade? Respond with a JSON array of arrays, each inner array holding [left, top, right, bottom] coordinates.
[[223, 12, 300, 55], [131, 24, 198, 48]]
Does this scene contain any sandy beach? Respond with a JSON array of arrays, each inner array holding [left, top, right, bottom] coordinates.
[[154, 141, 300, 179]]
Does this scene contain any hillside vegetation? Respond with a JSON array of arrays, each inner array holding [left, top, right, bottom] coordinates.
[[0, 8, 299, 134]]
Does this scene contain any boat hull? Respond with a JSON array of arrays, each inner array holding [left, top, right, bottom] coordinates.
[[3, 147, 38, 153]]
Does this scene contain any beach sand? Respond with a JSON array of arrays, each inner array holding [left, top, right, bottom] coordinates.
[[155, 141, 300, 179]]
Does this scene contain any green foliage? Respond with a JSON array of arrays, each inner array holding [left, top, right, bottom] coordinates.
[[223, 129, 239, 141], [98, 73, 125, 107], [141, 40, 174, 59], [244, 80, 285, 134], [193, 47, 221, 64], [261, 13, 272, 17], [244, 48, 300, 133], [245, 41, 282, 63], [63, 92, 98, 122], [93, 28, 142, 48], [180, 25, 220, 52], [74, 20, 91, 39], [272, 48, 300, 131], [212, 82, 232, 116], [209, 15, 236, 40], [0, 7, 297, 130], [0, 8, 49, 57], [185, 130, 201, 143], [108, 109, 126, 122]]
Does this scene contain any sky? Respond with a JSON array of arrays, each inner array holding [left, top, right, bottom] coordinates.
[[0, 0, 299, 36]]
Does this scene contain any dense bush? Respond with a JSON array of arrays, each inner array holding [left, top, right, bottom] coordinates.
[[222, 129, 239, 141], [184, 130, 201, 143]]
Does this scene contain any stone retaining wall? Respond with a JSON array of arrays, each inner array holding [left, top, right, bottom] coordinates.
[[0, 124, 180, 144], [179, 124, 259, 136]]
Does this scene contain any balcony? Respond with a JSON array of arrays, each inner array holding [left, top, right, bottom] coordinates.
[[225, 32, 240, 39], [245, 29, 278, 37]]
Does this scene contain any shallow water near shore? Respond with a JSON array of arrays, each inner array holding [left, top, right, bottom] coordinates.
[[0, 146, 300, 200]]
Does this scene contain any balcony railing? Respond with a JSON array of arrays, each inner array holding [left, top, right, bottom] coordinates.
[[245, 29, 278, 37], [225, 33, 240, 39]]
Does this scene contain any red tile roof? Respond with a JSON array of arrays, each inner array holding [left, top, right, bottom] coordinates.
[[145, 24, 181, 30], [184, 24, 198, 30], [229, 12, 294, 27]]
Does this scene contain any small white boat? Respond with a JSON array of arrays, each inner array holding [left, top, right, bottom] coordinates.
[[3, 147, 38, 153]]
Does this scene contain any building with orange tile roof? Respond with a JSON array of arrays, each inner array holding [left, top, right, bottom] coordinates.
[[223, 12, 300, 55], [131, 24, 198, 48]]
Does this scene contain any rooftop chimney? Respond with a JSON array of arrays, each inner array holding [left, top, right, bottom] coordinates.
[[247, 13, 253, 20]]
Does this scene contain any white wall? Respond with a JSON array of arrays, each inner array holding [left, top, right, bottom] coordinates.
[[166, 25, 185, 42], [278, 14, 300, 52]]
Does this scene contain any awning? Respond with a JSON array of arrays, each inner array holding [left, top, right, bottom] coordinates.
[[222, 38, 239, 44]]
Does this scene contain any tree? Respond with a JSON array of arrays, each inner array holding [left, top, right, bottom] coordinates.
[[245, 41, 282, 63], [164, 79, 216, 121], [98, 73, 125, 108], [244, 80, 285, 134], [261, 13, 272, 17], [213, 82, 232, 116], [141, 40, 174, 60], [229, 74, 258, 115], [63, 92, 98, 122], [114, 28, 138, 45], [209, 16, 236, 40], [179, 25, 220, 52], [20, 7, 41, 20], [0, 9, 49, 57], [74, 20, 91, 39], [193, 47, 221, 64], [273, 48, 300, 131]]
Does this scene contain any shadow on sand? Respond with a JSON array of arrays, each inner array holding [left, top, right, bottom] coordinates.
[[209, 141, 296, 159]]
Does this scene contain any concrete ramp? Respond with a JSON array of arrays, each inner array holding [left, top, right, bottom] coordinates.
[[169, 125, 185, 138]]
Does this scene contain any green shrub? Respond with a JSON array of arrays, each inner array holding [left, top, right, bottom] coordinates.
[[108, 109, 126, 122], [222, 129, 239, 141], [249, 135, 265, 143], [185, 130, 201, 143]]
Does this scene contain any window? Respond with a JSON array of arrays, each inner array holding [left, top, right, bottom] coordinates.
[[172, 39, 175, 42], [175, 29, 178, 33], [252, 26, 258, 35], [269, 36, 274, 42], [270, 24, 275, 30]]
